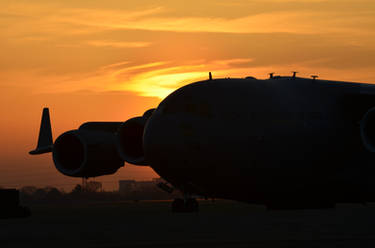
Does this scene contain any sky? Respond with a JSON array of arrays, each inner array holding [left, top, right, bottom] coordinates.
[[0, 0, 375, 190]]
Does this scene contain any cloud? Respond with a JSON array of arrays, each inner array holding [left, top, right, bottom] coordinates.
[[57, 9, 373, 35], [12, 59, 251, 98], [1, 1, 375, 98], [86, 40, 151, 48], [2, 2, 374, 41], [100, 61, 131, 70]]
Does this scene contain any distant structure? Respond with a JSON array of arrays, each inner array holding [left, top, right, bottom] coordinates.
[[119, 180, 136, 194], [85, 181, 103, 192], [311, 75, 319, 81], [136, 181, 156, 192], [118, 178, 166, 194]]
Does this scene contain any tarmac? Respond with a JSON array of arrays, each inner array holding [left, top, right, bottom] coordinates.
[[1, 200, 375, 247]]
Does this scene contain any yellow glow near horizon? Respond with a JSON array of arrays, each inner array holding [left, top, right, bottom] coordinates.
[[127, 71, 208, 98]]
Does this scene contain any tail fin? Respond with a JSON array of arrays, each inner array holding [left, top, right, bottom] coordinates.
[[29, 108, 53, 155]]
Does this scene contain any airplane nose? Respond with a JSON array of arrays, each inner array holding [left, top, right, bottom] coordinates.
[[143, 101, 209, 191], [143, 103, 176, 167]]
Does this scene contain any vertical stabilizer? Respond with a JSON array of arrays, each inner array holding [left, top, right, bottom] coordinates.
[[29, 108, 53, 155]]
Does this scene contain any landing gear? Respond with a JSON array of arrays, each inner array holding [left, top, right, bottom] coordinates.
[[171, 198, 199, 212]]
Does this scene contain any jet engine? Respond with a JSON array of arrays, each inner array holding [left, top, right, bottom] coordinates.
[[116, 109, 155, 165], [360, 107, 375, 152], [52, 122, 123, 177]]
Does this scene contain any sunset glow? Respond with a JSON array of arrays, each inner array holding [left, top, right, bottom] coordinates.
[[1, 0, 375, 189]]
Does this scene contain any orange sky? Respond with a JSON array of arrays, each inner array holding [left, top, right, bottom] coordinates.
[[1, 0, 375, 190]]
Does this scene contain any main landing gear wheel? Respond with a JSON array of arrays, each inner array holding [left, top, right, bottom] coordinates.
[[171, 198, 199, 213]]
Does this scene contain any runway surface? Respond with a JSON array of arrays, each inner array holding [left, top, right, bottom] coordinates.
[[1, 200, 375, 247]]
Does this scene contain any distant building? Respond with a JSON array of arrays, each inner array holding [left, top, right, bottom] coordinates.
[[118, 180, 136, 194], [119, 178, 169, 195], [118, 178, 178, 200], [136, 181, 156, 191]]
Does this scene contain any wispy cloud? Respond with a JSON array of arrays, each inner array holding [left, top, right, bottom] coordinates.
[[100, 61, 131, 70], [57, 9, 374, 35], [19, 59, 249, 98], [2, 1, 375, 97], [2, 2, 374, 40], [86, 40, 151, 48]]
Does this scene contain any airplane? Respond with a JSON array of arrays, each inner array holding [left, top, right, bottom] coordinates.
[[30, 72, 375, 212]]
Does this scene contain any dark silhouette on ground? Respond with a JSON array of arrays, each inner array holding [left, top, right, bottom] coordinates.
[[19, 180, 183, 205], [3, 201, 375, 248], [0, 189, 31, 218]]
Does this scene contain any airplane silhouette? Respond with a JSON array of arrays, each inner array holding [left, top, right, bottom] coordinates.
[[30, 72, 375, 212]]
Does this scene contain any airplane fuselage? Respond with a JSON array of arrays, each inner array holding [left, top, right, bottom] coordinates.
[[30, 75, 375, 209], [143, 77, 375, 208]]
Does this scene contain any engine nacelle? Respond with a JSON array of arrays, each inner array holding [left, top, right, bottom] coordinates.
[[116, 109, 155, 165], [52, 123, 124, 177], [360, 107, 375, 152]]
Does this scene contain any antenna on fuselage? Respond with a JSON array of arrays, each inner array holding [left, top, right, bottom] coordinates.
[[292, 71, 298, 78], [269, 72, 274, 79], [311, 75, 319, 81], [209, 72, 212, 80]]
